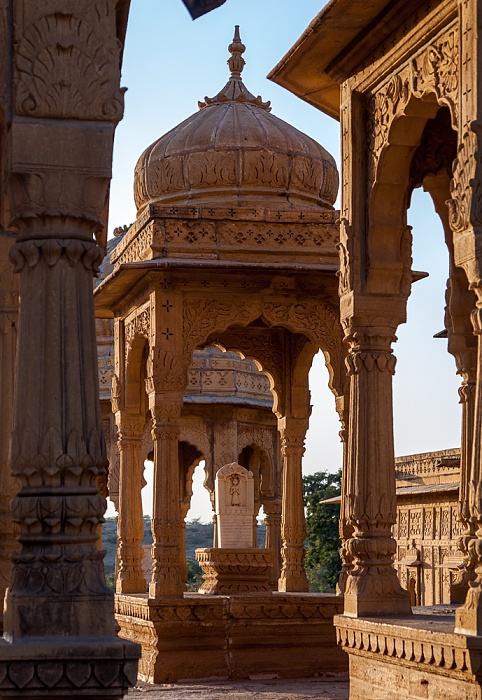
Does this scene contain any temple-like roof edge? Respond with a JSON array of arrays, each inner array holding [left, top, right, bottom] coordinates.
[[267, 0, 392, 119]]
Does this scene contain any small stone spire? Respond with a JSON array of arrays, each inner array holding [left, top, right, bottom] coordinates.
[[228, 25, 246, 77], [199, 27, 271, 111]]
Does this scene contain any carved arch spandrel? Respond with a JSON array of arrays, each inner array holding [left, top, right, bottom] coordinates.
[[184, 296, 346, 402], [359, 24, 459, 298], [205, 330, 284, 416], [261, 300, 346, 400]]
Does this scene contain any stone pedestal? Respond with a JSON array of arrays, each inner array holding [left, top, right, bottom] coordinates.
[[116, 593, 347, 683], [195, 548, 274, 594]]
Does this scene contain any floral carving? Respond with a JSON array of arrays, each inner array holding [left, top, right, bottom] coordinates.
[[145, 346, 187, 393], [14, 9, 125, 122], [183, 298, 258, 354], [367, 26, 458, 187], [125, 307, 150, 347], [448, 128, 482, 234], [367, 72, 410, 184], [411, 27, 459, 126]]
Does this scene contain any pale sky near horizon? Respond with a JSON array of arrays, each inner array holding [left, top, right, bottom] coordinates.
[[105, 0, 462, 521]]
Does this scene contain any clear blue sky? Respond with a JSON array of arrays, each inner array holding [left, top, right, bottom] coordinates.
[[107, 1, 462, 520]]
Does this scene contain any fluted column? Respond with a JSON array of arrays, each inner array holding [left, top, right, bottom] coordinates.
[[278, 416, 309, 593], [149, 394, 184, 598], [115, 416, 146, 594], [264, 498, 282, 589], [343, 329, 411, 616]]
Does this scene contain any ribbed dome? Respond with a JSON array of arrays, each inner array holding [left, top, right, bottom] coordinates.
[[134, 28, 338, 214]]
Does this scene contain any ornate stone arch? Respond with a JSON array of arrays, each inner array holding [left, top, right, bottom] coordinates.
[[184, 296, 345, 405], [362, 24, 459, 297]]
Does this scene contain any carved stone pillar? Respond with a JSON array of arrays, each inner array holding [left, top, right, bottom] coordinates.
[[450, 360, 477, 602], [263, 498, 282, 589], [278, 416, 309, 593], [115, 417, 146, 594], [455, 306, 482, 635], [343, 328, 411, 616], [2, 227, 139, 691], [149, 394, 184, 598], [0, 2, 141, 691], [336, 397, 352, 596], [0, 231, 18, 623]]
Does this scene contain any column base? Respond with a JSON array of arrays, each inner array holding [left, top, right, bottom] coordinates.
[[278, 574, 309, 593], [0, 636, 140, 699], [343, 569, 412, 617], [455, 584, 482, 635]]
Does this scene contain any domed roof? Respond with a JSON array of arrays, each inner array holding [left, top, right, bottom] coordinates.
[[134, 28, 338, 214]]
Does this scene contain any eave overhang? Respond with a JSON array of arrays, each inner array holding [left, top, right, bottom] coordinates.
[[268, 0, 413, 119], [94, 258, 339, 318]]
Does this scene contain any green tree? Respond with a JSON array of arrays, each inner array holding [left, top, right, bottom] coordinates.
[[303, 469, 342, 593]]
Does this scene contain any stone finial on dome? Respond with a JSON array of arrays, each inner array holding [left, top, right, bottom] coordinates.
[[228, 25, 246, 77], [198, 26, 271, 111]]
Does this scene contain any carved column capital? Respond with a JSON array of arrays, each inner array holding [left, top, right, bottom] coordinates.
[[149, 392, 183, 442], [116, 416, 145, 449]]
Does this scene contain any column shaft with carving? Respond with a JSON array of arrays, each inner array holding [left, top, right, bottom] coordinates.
[[455, 307, 482, 634], [336, 397, 353, 596], [149, 394, 184, 598], [0, 2, 140, 692], [115, 417, 146, 594], [343, 328, 411, 616], [148, 284, 186, 598], [0, 231, 18, 620], [278, 416, 309, 593], [451, 354, 477, 602], [449, 0, 482, 636], [264, 498, 282, 589]]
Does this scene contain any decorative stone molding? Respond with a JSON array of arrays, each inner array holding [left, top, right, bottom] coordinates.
[[367, 24, 458, 187], [9, 238, 104, 274], [14, 5, 125, 122], [0, 639, 139, 694], [335, 614, 482, 681], [195, 548, 275, 594], [125, 306, 150, 347]]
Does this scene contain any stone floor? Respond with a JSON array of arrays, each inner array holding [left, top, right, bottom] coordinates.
[[129, 676, 349, 700]]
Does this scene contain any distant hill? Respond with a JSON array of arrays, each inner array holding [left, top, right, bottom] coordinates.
[[101, 517, 266, 578]]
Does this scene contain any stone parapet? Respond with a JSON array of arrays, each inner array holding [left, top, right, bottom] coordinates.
[[335, 613, 482, 700], [110, 205, 339, 268], [116, 593, 346, 683]]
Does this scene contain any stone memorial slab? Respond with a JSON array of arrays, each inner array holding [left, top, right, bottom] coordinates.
[[215, 462, 255, 548]]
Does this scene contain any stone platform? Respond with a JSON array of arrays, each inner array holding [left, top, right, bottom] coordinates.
[[128, 675, 350, 699], [116, 593, 347, 683], [335, 607, 482, 700]]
